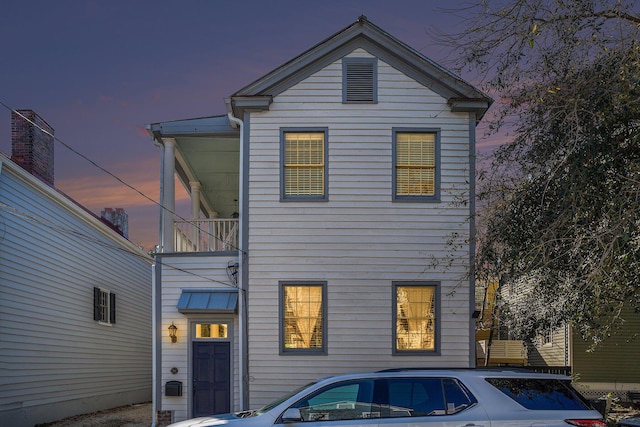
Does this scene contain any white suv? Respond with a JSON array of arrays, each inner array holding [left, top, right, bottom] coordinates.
[[168, 368, 605, 427]]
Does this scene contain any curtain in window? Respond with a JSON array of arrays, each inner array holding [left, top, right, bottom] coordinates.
[[284, 132, 324, 196], [396, 133, 435, 196], [396, 286, 435, 350], [284, 285, 323, 348]]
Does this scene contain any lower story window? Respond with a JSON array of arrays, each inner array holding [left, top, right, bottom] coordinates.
[[93, 287, 116, 324], [394, 283, 437, 353], [281, 282, 326, 353]]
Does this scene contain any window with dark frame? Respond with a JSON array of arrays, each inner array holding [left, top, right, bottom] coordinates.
[[93, 287, 116, 324], [394, 283, 437, 353], [282, 130, 327, 200], [394, 131, 437, 199], [281, 283, 326, 353]]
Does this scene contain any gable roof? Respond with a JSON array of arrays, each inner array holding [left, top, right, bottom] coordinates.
[[0, 151, 151, 258], [229, 16, 492, 120]]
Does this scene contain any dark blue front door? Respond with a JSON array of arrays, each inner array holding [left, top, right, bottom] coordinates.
[[193, 341, 230, 416]]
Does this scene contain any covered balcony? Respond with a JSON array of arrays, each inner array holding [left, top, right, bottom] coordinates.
[[147, 115, 241, 253]]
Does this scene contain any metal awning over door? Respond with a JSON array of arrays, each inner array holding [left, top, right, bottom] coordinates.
[[177, 289, 238, 314]]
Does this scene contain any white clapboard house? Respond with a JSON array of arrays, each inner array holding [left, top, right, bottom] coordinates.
[[0, 110, 152, 427], [147, 16, 491, 425]]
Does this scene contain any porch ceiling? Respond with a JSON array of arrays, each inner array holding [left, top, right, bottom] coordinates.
[[149, 115, 240, 219], [176, 135, 240, 218]]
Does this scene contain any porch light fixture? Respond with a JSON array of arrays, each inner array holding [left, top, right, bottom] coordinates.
[[168, 322, 178, 343]]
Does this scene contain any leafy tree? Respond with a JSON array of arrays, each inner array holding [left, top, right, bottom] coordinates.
[[447, 0, 640, 345]]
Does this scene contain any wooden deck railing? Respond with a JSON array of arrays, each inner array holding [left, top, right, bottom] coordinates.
[[476, 339, 528, 366]]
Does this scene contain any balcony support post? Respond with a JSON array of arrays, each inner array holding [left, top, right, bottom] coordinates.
[[190, 181, 201, 220], [162, 138, 176, 252]]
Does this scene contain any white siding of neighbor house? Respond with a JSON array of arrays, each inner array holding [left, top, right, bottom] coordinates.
[[159, 254, 240, 421], [0, 157, 152, 427], [245, 49, 475, 407]]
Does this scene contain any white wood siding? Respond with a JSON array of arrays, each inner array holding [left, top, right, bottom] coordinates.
[[246, 49, 474, 407], [159, 254, 240, 420], [0, 158, 152, 427]]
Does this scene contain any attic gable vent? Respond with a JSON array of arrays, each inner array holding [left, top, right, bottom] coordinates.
[[343, 58, 377, 103]]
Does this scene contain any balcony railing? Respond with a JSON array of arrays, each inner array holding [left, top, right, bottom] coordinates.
[[174, 218, 238, 252]]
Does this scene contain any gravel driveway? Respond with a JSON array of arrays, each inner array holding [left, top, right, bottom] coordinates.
[[40, 402, 151, 427]]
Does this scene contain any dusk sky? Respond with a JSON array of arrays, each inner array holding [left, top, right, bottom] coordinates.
[[1, 1, 496, 251]]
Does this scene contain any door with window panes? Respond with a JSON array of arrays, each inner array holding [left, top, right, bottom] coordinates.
[[192, 322, 231, 417]]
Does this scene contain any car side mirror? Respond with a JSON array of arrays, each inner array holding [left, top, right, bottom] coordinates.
[[282, 408, 303, 423]]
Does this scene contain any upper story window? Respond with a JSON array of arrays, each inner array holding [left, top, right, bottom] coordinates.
[[281, 129, 328, 200], [393, 282, 438, 354], [280, 282, 326, 354], [93, 287, 116, 324], [393, 129, 440, 202], [343, 57, 377, 103]]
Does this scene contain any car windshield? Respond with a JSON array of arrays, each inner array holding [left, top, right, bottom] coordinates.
[[255, 382, 318, 415]]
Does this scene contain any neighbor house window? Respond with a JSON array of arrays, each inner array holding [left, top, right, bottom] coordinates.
[[539, 330, 553, 348], [280, 282, 326, 353], [393, 129, 440, 201], [342, 57, 377, 103], [394, 282, 438, 353], [281, 129, 328, 200], [93, 287, 116, 324]]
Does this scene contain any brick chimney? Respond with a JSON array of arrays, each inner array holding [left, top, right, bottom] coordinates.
[[101, 208, 129, 238], [11, 110, 55, 185]]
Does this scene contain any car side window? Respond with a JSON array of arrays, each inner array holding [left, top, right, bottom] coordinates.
[[385, 378, 446, 416], [293, 379, 379, 421], [442, 378, 477, 414], [379, 377, 476, 417]]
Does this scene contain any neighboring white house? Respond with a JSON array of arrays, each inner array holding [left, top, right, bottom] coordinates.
[[147, 16, 491, 425], [0, 110, 153, 427]]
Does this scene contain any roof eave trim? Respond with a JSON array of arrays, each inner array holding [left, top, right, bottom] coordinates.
[[448, 98, 493, 121], [230, 95, 273, 118]]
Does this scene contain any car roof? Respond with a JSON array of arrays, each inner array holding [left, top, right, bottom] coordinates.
[[315, 368, 571, 384]]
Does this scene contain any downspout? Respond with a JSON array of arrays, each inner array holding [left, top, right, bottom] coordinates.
[[149, 131, 164, 427], [468, 112, 478, 367], [150, 263, 158, 427], [227, 111, 247, 410]]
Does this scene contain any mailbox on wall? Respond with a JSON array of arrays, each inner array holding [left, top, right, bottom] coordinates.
[[165, 380, 182, 396]]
